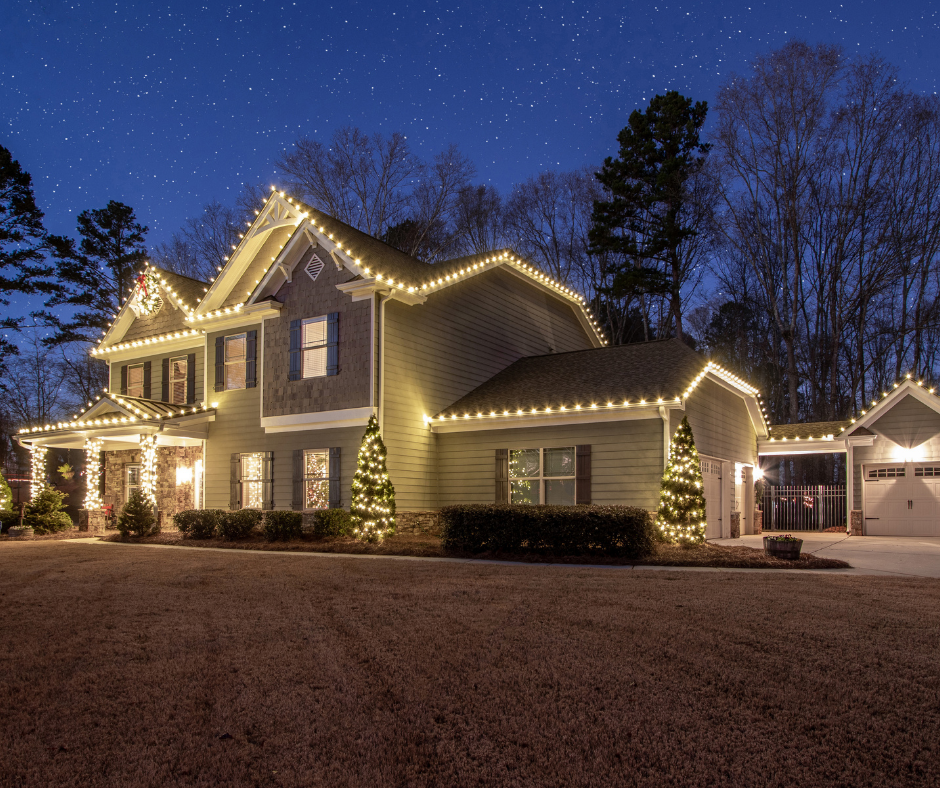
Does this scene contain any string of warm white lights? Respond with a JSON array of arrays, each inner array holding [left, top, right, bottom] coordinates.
[[84, 437, 103, 509], [139, 434, 158, 506], [30, 445, 47, 501], [92, 328, 201, 355]]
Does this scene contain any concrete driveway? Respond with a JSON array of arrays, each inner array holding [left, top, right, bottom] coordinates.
[[713, 533, 940, 578]]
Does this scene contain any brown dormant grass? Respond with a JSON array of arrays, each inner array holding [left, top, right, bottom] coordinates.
[[0, 541, 936, 787]]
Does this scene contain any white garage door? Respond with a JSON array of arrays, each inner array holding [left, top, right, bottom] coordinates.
[[864, 465, 940, 536], [700, 458, 723, 539]]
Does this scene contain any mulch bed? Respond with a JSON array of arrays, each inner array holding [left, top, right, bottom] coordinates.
[[0, 542, 934, 787], [0, 527, 94, 542], [101, 530, 851, 569]]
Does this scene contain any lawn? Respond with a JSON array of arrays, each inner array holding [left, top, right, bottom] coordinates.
[[0, 541, 937, 787]]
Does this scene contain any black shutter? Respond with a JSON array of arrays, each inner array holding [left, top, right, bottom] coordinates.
[[329, 447, 341, 508], [246, 330, 257, 389], [215, 337, 225, 392], [292, 449, 304, 511], [230, 453, 241, 510], [186, 353, 196, 403], [161, 358, 170, 402], [143, 361, 151, 399], [495, 448, 509, 504], [576, 445, 591, 505], [262, 451, 274, 510], [289, 319, 301, 381], [120, 365, 128, 395], [327, 312, 339, 376]]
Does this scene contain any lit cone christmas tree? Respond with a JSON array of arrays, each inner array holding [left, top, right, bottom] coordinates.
[[351, 415, 396, 542], [657, 416, 707, 544]]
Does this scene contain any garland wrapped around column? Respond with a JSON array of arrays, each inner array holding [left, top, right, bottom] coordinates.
[[84, 437, 104, 509], [139, 434, 158, 506], [30, 445, 48, 502]]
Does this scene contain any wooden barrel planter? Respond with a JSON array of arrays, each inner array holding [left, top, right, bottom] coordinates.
[[763, 536, 803, 560]]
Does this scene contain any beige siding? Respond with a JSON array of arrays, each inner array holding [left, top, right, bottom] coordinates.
[[108, 346, 205, 403], [681, 378, 758, 465], [437, 419, 664, 509], [382, 267, 595, 510], [219, 226, 295, 309]]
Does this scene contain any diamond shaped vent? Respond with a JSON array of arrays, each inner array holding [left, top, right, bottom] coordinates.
[[305, 253, 325, 283]]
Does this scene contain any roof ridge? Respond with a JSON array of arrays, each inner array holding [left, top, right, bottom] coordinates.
[[510, 337, 700, 364]]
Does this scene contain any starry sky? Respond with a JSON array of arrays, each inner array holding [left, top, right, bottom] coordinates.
[[2, 0, 938, 268]]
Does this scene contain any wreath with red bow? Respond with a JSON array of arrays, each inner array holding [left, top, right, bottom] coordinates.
[[133, 269, 162, 315]]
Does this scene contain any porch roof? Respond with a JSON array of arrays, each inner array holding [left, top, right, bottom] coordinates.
[[758, 420, 852, 456]]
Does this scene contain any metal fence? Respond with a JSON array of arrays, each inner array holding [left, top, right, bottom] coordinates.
[[761, 485, 846, 531]]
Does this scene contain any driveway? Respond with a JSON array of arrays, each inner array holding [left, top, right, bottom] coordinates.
[[713, 533, 940, 578]]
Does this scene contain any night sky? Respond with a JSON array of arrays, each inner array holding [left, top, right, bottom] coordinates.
[[2, 0, 938, 298]]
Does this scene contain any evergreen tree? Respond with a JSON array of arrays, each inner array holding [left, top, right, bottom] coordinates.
[[23, 485, 72, 534], [350, 415, 396, 541], [41, 201, 148, 346], [657, 416, 707, 544], [116, 488, 158, 538], [0, 468, 11, 511], [590, 91, 710, 342]]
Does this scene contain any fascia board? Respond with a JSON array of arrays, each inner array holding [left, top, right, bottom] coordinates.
[[758, 438, 848, 456], [261, 406, 375, 433], [98, 304, 137, 349], [851, 379, 940, 432], [430, 405, 664, 434], [93, 334, 205, 363], [186, 302, 282, 332]]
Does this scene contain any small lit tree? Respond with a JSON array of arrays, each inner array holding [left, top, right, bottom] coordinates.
[[657, 416, 707, 544], [0, 469, 11, 511], [350, 415, 395, 542], [116, 488, 158, 538]]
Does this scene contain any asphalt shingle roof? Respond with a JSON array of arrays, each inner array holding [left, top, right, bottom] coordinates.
[[766, 421, 850, 440], [436, 339, 710, 417]]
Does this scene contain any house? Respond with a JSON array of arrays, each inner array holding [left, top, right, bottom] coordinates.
[[16, 190, 767, 538], [758, 379, 940, 536]]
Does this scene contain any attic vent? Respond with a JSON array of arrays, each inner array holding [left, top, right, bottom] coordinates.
[[305, 254, 325, 283]]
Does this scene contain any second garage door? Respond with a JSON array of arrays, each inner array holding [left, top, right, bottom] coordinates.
[[864, 464, 940, 536]]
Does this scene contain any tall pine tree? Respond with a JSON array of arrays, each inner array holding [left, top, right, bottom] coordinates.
[[657, 416, 707, 544], [350, 415, 396, 541]]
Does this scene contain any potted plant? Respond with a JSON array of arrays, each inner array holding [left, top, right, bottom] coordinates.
[[763, 533, 803, 560]]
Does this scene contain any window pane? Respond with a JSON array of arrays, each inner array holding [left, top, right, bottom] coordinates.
[[302, 317, 327, 348], [304, 450, 328, 479], [305, 479, 329, 510], [511, 479, 539, 504], [171, 381, 186, 404], [127, 365, 144, 397], [242, 480, 264, 509], [510, 449, 540, 478], [127, 466, 140, 486], [226, 363, 246, 390], [241, 452, 264, 481], [302, 346, 328, 378], [545, 478, 575, 506], [171, 358, 187, 380], [544, 447, 575, 477], [225, 335, 246, 362]]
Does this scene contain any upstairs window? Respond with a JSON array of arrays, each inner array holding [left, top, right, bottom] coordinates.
[[302, 316, 328, 378], [169, 356, 187, 404], [126, 364, 145, 398], [214, 331, 257, 393], [289, 313, 338, 380], [224, 334, 246, 390]]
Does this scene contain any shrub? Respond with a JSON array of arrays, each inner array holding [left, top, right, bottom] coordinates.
[[0, 509, 19, 534], [262, 510, 303, 541], [173, 509, 220, 539], [23, 486, 73, 534], [310, 508, 352, 538], [439, 504, 656, 559], [116, 489, 158, 538], [217, 509, 262, 539]]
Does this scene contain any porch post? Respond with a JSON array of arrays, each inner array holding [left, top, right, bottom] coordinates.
[[139, 434, 158, 506], [30, 444, 47, 501], [846, 445, 854, 533], [84, 437, 103, 509]]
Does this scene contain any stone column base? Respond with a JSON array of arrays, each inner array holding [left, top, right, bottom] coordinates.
[[78, 509, 107, 534], [396, 511, 441, 535], [753, 509, 763, 535], [730, 511, 741, 539], [849, 510, 863, 536]]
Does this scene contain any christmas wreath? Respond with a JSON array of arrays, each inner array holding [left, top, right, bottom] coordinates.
[[132, 269, 162, 315]]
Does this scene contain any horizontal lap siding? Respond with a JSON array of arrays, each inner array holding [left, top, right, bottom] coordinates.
[[383, 267, 594, 510], [682, 378, 757, 465], [108, 346, 204, 403], [869, 395, 940, 447], [437, 419, 664, 509]]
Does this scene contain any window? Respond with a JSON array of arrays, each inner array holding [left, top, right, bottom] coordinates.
[[225, 334, 247, 390], [868, 467, 906, 479], [509, 447, 576, 505], [303, 450, 330, 509], [240, 452, 265, 509], [125, 464, 140, 502], [915, 467, 940, 477], [301, 316, 328, 378], [126, 364, 144, 398], [168, 356, 187, 404]]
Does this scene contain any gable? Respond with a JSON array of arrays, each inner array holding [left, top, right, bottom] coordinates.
[[217, 224, 298, 310], [870, 394, 940, 448]]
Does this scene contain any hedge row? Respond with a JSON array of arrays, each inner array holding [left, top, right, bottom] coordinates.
[[439, 504, 656, 558], [172, 508, 353, 541], [0, 509, 19, 534]]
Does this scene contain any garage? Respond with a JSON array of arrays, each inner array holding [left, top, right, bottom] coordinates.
[[864, 464, 940, 537], [700, 457, 723, 539]]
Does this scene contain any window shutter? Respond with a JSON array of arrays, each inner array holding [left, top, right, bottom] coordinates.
[[495, 448, 509, 504], [292, 449, 304, 511], [186, 353, 196, 403], [289, 319, 301, 381], [262, 451, 274, 510], [215, 337, 225, 392], [143, 361, 151, 399], [246, 330, 258, 389], [230, 453, 241, 510], [327, 312, 339, 376], [329, 447, 341, 508], [161, 358, 170, 402], [120, 365, 128, 395], [576, 445, 592, 505]]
